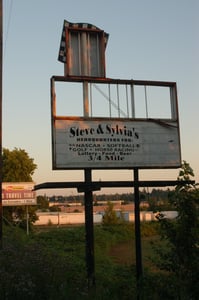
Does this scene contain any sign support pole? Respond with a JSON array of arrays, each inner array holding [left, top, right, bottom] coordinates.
[[134, 168, 143, 299], [84, 168, 95, 288], [26, 206, 29, 236], [83, 81, 95, 289]]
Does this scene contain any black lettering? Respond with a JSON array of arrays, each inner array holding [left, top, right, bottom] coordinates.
[[106, 124, 111, 134], [69, 127, 76, 137], [135, 131, 139, 139], [97, 124, 104, 134]]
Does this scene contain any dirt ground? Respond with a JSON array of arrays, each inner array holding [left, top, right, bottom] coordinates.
[[109, 237, 157, 268], [109, 241, 135, 265]]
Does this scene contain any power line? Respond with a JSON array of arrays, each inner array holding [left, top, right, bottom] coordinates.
[[4, 0, 13, 56]]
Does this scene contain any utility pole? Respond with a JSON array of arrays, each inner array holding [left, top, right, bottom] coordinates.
[[0, 0, 3, 249]]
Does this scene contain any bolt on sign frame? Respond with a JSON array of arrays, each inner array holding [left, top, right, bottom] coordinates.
[[51, 77, 181, 170]]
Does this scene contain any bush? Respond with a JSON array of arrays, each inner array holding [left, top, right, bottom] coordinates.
[[153, 161, 199, 299], [102, 201, 125, 226]]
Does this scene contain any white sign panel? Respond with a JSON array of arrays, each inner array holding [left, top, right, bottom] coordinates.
[[52, 118, 181, 169], [2, 182, 36, 206]]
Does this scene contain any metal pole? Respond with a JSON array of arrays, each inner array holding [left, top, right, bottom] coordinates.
[[130, 83, 135, 118], [26, 206, 29, 235], [84, 168, 95, 288], [83, 80, 95, 288], [0, 0, 3, 250], [134, 168, 143, 299], [144, 85, 148, 118], [83, 81, 89, 117]]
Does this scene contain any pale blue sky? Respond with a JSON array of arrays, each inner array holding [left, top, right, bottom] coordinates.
[[3, 0, 199, 195]]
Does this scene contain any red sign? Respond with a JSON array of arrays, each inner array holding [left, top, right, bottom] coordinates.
[[2, 182, 36, 206]]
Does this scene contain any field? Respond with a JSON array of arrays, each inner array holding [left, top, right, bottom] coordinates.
[[0, 222, 195, 299]]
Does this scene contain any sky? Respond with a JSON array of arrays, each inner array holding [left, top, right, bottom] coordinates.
[[2, 0, 199, 196]]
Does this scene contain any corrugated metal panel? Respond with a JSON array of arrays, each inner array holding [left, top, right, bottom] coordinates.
[[58, 20, 109, 77], [58, 20, 109, 63]]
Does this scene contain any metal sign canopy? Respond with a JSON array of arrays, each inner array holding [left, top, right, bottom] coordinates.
[[58, 20, 109, 78]]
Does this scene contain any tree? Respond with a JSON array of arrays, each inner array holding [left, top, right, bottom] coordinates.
[[155, 161, 199, 299], [2, 148, 37, 229], [102, 201, 122, 225], [2, 147, 37, 182], [37, 195, 49, 211]]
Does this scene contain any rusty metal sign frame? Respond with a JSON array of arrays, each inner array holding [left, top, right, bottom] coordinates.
[[51, 76, 181, 171]]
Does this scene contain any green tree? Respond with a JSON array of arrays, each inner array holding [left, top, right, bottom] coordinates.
[[2, 148, 37, 229], [2, 147, 37, 182], [147, 197, 159, 212], [155, 161, 199, 299], [102, 201, 121, 225], [37, 195, 49, 211], [49, 205, 61, 212]]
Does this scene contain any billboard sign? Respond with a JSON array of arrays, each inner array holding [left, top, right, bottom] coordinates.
[[52, 117, 181, 169], [51, 76, 181, 170], [2, 182, 36, 206]]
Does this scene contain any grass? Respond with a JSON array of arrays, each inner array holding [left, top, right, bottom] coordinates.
[[0, 222, 178, 299]]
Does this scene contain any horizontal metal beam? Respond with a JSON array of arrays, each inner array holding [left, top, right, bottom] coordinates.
[[34, 180, 195, 192], [51, 75, 176, 87]]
